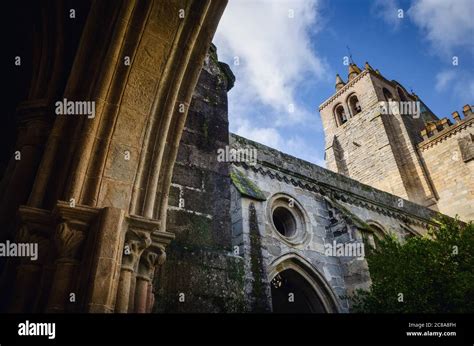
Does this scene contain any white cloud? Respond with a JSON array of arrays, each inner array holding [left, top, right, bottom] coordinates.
[[213, 0, 327, 165], [435, 69, 474, 100], [284, 136, 326, 166], [372, 0, 403, 29], [408, 0, 474, 55], [234, 119, 325, 167], [373, 0, 474, 55], [435, 70, 456, 91], [234, 119, 284, 148], [215, 0, 326, 121]]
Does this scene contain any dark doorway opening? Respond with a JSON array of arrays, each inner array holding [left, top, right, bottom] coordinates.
[[270, 269, 326, 313]]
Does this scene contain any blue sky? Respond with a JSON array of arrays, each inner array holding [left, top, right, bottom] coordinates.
[[214, 0, 474, 166]]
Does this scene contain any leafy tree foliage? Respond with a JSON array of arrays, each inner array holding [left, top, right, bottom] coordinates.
[[352, 216, 474, 313]]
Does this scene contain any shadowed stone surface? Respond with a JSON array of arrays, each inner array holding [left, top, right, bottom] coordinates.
[[155, 46, 245, 312]]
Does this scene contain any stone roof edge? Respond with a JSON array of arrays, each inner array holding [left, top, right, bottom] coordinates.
[[235, 161, 436, 228], [230, 133, 440, 228]]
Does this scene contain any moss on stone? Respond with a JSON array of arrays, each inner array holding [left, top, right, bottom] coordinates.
[[217, 62, 235, 91], [209, 43, 219, 64], [248, 203, 271, 312], [227, 256, 245, 287], [170, 212, 220, 251], [224, 258, 246, 312], [230, 169, 266, 201]]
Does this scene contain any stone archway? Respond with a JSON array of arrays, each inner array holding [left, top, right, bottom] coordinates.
[[1, 0, 228, 313], [268, 255, 341, 313], [271, 269, 327, 313]]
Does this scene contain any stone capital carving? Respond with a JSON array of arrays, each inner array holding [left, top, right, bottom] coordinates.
[[137, 245, 166, 281], [121, 230, 152, 271], [54, 222, 85, 261], [16, 224, 51, 265]]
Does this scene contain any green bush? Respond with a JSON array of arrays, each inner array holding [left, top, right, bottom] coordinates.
[[351, 216, 474, 313]]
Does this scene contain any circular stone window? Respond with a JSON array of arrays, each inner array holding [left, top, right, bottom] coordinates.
[[272, 207, 297, 237], [269, 194, 309, 245]]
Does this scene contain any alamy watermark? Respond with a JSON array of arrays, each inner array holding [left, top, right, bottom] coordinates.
[[217, 145, 257, 165], [324, 240, 365, 259], [0, 240, 38, 261], [55, 98, 96, 119], [18, 320, 55, 339], [378, 100, 421, 118]]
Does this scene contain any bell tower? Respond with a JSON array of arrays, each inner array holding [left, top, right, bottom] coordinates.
[[319, 62, 439, 208]]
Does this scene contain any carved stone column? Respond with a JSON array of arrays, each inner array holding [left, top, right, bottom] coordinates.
[[1, 0, 228, 313], [85, 207, 125, 313], [135, 245, 166, 313], [46, 222, 84, 312], [115, 230, 151, 313], [8, 222, 51, 313], [0, 99, 51, 240], [115, 215, 174, 313], [46, 201, 98, 313], [146, 282, 154, 313]]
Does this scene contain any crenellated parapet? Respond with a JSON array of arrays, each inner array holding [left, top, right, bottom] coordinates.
[[419, 104, 474, 151], [420, 118, 453, 140]]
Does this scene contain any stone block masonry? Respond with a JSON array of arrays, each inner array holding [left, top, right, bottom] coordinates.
[[418, 107, 474, 221], [229, 133, 442, 311], [156, 45, 246, 312], [319, 63, 473, 221]]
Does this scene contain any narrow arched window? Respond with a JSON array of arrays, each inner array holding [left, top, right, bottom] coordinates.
[[383, 88, 394, 102], [397, 87, 407, 102], [348, 94, 361, 116], [362, 224, 386, 250], [335, 105, 347, 126]]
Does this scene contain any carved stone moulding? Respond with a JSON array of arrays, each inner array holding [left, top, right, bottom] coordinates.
[[16, 201, 101, 264], [16, 205, 55, 265], [126, 214, 175, 246], [51, 201, 101, 260], [52, 200, 101, 231], [122, 215, 174, 265]]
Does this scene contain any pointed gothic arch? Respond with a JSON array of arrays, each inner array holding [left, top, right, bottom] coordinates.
[[1, 0, 229, 313], [268, 253, 341, 313]]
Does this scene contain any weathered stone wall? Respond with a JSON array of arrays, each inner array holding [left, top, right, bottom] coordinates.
[[1, 0, 230, 314], [230, 188, 272, 312], [229, 134, 440, 311], [155, 46, 245, 312], [231, 169, 351, 312], [230, 135, 439, 222], [418, 113, 474, 221]]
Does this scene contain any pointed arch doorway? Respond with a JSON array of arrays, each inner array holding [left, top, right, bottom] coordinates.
[[269, 255, 341, 313], [271, 269, 326, 312]]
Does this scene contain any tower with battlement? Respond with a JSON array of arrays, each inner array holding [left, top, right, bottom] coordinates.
[[417, 105, 474, 220], [319, 63, 474, 221]]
